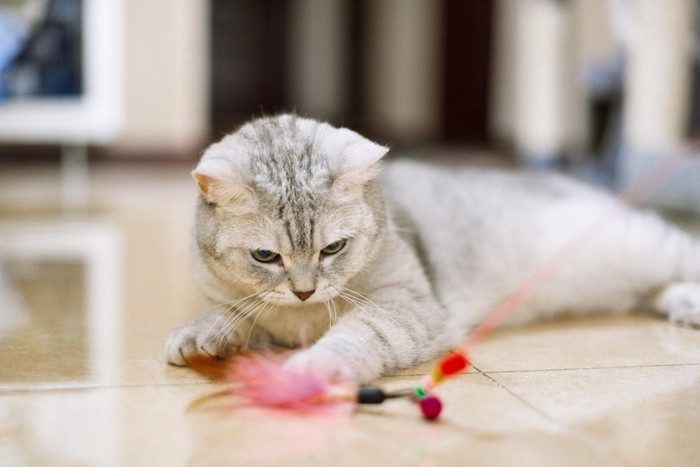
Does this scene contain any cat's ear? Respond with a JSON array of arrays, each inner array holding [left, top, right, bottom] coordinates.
[[191, 156, 255, 207], [191, 171, 254, 206], [330, 128, 389, 192]]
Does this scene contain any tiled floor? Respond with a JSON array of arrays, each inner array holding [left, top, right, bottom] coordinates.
[[1, 162, 700, 466]]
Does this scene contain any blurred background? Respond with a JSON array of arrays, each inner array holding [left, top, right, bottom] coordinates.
[[0, 1, 699, 179], [1, 0, 700, 387]]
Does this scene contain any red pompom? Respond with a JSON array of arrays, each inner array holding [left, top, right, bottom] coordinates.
[[419, 395, 442, 420], [438, 351, 469, 376]]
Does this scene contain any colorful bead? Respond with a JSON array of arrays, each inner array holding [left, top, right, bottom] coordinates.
[[413, 384, 428, 400], [421, 374, 436, 390], [438, 351, 470, 376], [430, 367, 445, 383], [419, 395, 442, 420]]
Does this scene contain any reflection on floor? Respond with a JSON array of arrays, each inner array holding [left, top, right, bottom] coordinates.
[[1, 162, 700, 466]]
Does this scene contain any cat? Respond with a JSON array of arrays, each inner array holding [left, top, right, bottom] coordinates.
[[165, 114, 700, 384]]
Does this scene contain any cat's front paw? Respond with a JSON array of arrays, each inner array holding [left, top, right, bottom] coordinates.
[[284, 348, 360, 384], [165, 313, 244, 366], [655, 282, 700, 327]]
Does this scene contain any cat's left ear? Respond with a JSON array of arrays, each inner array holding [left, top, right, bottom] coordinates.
[[329, 128, 389, 192]]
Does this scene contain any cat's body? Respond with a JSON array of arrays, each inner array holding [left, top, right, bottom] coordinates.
[[166, 115, 700, 383]]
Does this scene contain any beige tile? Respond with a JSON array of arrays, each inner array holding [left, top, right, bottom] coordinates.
[[1, 374, 609, 467], [183, 373, 608, 466], [0, 383, 222, 467], [469, 315, 700, 372], [1, 263, 91, 386], [0, 164, 204, 390], [1, 252, 206, 391], [491, 364, 700, 467]]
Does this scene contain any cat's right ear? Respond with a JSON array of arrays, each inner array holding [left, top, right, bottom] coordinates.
[[191, 158, 255, 208]]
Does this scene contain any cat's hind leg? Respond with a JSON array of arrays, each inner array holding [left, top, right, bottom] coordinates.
[[651, 282, 700, 327], [618, 211, 700, 327], [500, 208, 700, 327]]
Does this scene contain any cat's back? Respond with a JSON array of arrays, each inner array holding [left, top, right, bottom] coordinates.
[[378, 159, 630, 320], [379, 159, 620, 285], [379, 159, 607, 230]]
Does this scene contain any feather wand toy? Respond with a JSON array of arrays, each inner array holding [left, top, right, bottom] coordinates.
[[221, 150, 697, 421]]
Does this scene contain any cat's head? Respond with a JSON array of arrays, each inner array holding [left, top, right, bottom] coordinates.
[[193, 114, 389, 305]]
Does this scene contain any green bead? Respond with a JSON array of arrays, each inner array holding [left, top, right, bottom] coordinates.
[[413, 384, 428, 399]]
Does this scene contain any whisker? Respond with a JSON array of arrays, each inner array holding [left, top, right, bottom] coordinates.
[[339, 287, 388, 313], [200, 292, 263, 346], [333, 286, 402, 328], [245, 300, 275, 349], [204, 291, 272, 348], [203, 291, 265, 315], [333, 288, 370, 312], [223, 292, 271, 333], [329, 296, 339, 326], [323, 300, 333, 331]]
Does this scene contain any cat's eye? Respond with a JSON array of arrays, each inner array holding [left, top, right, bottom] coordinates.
[[321, 239, 346, 256], [251, 249, 280, 263]]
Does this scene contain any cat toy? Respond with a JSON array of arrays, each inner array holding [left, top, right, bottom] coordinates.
[[226, 349, 469, 420], [219, 151, 697, 421]]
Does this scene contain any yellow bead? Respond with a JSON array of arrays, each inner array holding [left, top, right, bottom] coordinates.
[[430, 367, 445, 383]]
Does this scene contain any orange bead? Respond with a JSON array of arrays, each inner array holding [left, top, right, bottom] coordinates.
[[438, 352, 469, 376]]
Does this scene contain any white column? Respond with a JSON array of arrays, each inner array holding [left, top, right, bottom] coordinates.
[[623, 0, 694, 155], [620, 0, 698, 211], [513, 0, 570, 165]]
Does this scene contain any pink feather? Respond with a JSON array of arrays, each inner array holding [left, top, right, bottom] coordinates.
[[227, 353, 354, 416]]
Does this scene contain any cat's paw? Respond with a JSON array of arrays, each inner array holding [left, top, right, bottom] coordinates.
[[284, 348, 360, 384], [654, 282, 700, 327], [164, 313, 243, 366]]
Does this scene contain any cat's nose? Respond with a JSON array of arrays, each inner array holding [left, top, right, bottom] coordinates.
[[293, 290, 315, 301]]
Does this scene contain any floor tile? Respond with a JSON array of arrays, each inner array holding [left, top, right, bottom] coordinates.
[[1, 251, 206, 391], [0, 373, 612, 467], [183, 373, 608, 467], [0, 383, 221, 467], [470, 315, 700, 373], [490, 364, 700, 467]]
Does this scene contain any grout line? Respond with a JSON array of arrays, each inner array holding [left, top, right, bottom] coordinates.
[[0, 380, 224, 396], [384, 361, 700, 379], [473, 362, 700, 375], [6, 362, 699, 394], [479, 371, 560, 424], [481, 371, 625, 467]]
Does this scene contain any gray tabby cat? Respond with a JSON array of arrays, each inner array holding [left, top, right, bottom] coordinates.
[[165, 114, 700, 383]]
